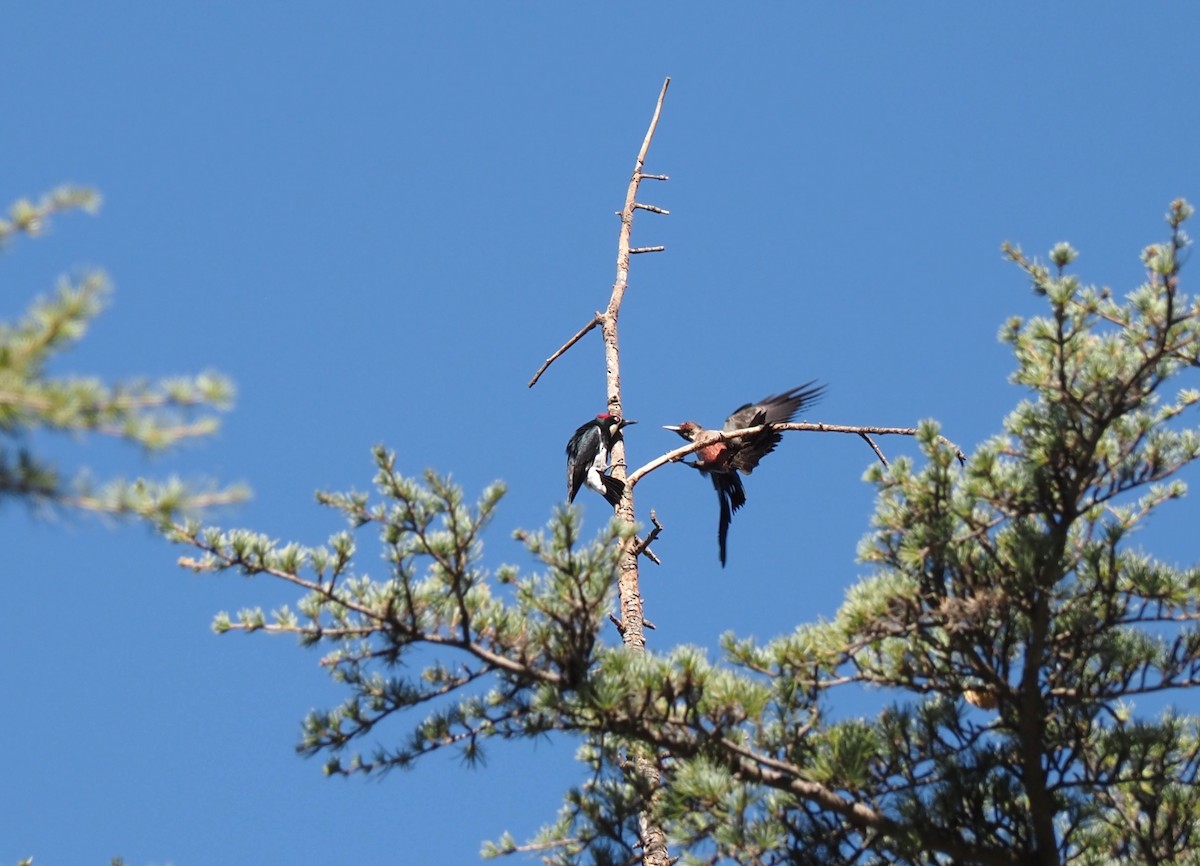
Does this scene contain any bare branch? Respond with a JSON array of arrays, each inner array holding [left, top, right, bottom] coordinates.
[[528, 78, 671, 393], [626, 421, 967, 488], [603, 76, 673, 866], [859, 432, 889, 467], [781, 421, 967, 463], [632, 509, 665, 565], [604, 76, 671, 648], [525, 77, 673, 865], [527, 313, 602, 388]]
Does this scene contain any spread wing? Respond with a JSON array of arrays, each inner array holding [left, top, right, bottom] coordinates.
[[722, 381, 826, 474]]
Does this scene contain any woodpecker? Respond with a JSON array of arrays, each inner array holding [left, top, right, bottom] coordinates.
[[664, 382, 825, 566], [566, 414, 637, 507]]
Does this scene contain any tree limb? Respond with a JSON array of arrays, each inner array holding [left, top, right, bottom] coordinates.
[[527, 314, 602, 388], [626, 420, 967, 488], [605, 76, 673, 866]]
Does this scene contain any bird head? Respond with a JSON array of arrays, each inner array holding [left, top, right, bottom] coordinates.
[[598, 414, 637, 434], [662, 421, 702, 441]]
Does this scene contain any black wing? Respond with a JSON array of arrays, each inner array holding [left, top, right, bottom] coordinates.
[[723, 381, 826, 473], [566, 422, 603, 502]]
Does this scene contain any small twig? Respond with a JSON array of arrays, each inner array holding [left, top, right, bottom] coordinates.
[[632, 509, 665, 565], [634, 203, 670, 215], [858, 433, 889, 467], [527, 314, 602, 388], [631, 246, 666, 254], [608, 613, 656, 633], [639, 173, 669, 181]]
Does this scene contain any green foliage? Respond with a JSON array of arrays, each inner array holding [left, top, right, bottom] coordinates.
[[0, 187, 99, 246], [145, 201, 1200, 865], [0, 187, 246, 516]]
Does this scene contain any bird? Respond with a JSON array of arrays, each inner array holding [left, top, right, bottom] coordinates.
[[663, 382, 825, 566], [566, 413, 637, 507]]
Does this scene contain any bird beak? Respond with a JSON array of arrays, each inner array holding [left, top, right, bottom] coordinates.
[[618, 419, 638, 429], [662, 425, 681, 432]]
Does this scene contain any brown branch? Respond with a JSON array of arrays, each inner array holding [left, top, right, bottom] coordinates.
[[626, 421, 967, 488], [526, 78, 673, 865], [720, 743, 1019, 866], [527, 313, 602, 388], [631, 509, 664, 565], [527, 80, 672, 393], [777, 421, 967, 463], [605, 76, 670, 651], [603, 76, 672, 866], [608, 612, 658, 633], [858, 432, 889, 467]]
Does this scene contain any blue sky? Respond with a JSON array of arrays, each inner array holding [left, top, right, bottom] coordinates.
[[4, 5, 1200, 865]]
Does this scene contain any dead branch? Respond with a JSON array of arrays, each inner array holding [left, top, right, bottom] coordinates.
[[604, 77, 670, 649], [609, 613, 658, 634], [632, 509, 665, 565], [527, 314, 602, 388], [602, 77, 673, 866], [526, 78, 673, 866], [858, 433, 889, 467], [625, 421, 967, 488], [528, 79, 671, 391], [784, 422, 968, 464]]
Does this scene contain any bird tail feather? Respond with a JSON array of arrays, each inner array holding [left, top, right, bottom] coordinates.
[[600, 474, 625, 507]]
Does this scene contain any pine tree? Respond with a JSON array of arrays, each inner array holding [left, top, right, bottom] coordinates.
[[136, 153, 1200, 866], [0, 187, 245, 517]]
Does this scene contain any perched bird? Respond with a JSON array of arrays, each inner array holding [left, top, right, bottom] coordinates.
[[664, 382, 825, 566], [566, 413, 637, 507]]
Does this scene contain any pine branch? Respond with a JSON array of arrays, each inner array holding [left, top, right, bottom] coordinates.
[[1, 195, 244, 520], [0, 185, 99, 247]]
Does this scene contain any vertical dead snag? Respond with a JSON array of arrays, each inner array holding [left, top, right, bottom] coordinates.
[[527, 75, 671, 644], [526, 76, 672, 866], [604, 77, 670, 647]]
